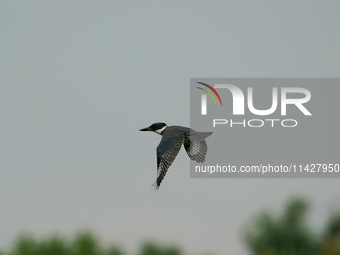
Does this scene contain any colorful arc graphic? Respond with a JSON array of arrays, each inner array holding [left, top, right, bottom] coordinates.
[[196, 87, 217, 105], [196, 82, 223, 106]]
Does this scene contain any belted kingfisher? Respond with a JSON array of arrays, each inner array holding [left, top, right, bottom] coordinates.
[[140, 122, 212, 189]]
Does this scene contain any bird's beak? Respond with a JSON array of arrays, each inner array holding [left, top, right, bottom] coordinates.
[[139, 126, 151, 131]]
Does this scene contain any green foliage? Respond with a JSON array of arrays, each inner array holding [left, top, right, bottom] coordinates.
[[245, 199, 340, 255], [11, 234, 38, 255], [2, 199, 340, 255], [71, 232, 102, 255], [321, 214, 340, 255], [105, 246, 125, 255], [325, 214, 340, 238], [245, 198, 320, 255], [5, 233, 182, 255], [37, 236, 68, 255], [6, 232, 125, 255], [138, 242, 182, 255]]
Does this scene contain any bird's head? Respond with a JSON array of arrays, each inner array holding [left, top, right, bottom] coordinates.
[[140, 122, 167, 135]]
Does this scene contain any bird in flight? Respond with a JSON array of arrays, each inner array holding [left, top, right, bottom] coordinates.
[[140, 122, 213, 189]]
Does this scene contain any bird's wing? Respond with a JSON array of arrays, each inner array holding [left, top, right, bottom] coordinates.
[[183, 138, 208, 163], [153, 133, 184, 189]]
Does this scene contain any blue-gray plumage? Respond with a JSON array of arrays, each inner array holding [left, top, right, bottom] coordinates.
[[140, 122, 212, 189]]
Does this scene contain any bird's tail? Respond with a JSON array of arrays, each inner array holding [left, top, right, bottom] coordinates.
[[151, 182, 160, 191], [188, 130, 213, 142], [184, 138, 208, 163]]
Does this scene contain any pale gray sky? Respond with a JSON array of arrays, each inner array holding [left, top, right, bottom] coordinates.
[[1, 1, 340, 255]]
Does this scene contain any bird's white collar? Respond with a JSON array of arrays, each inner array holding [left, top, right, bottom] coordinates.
[[155, 125, 167, 135]]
